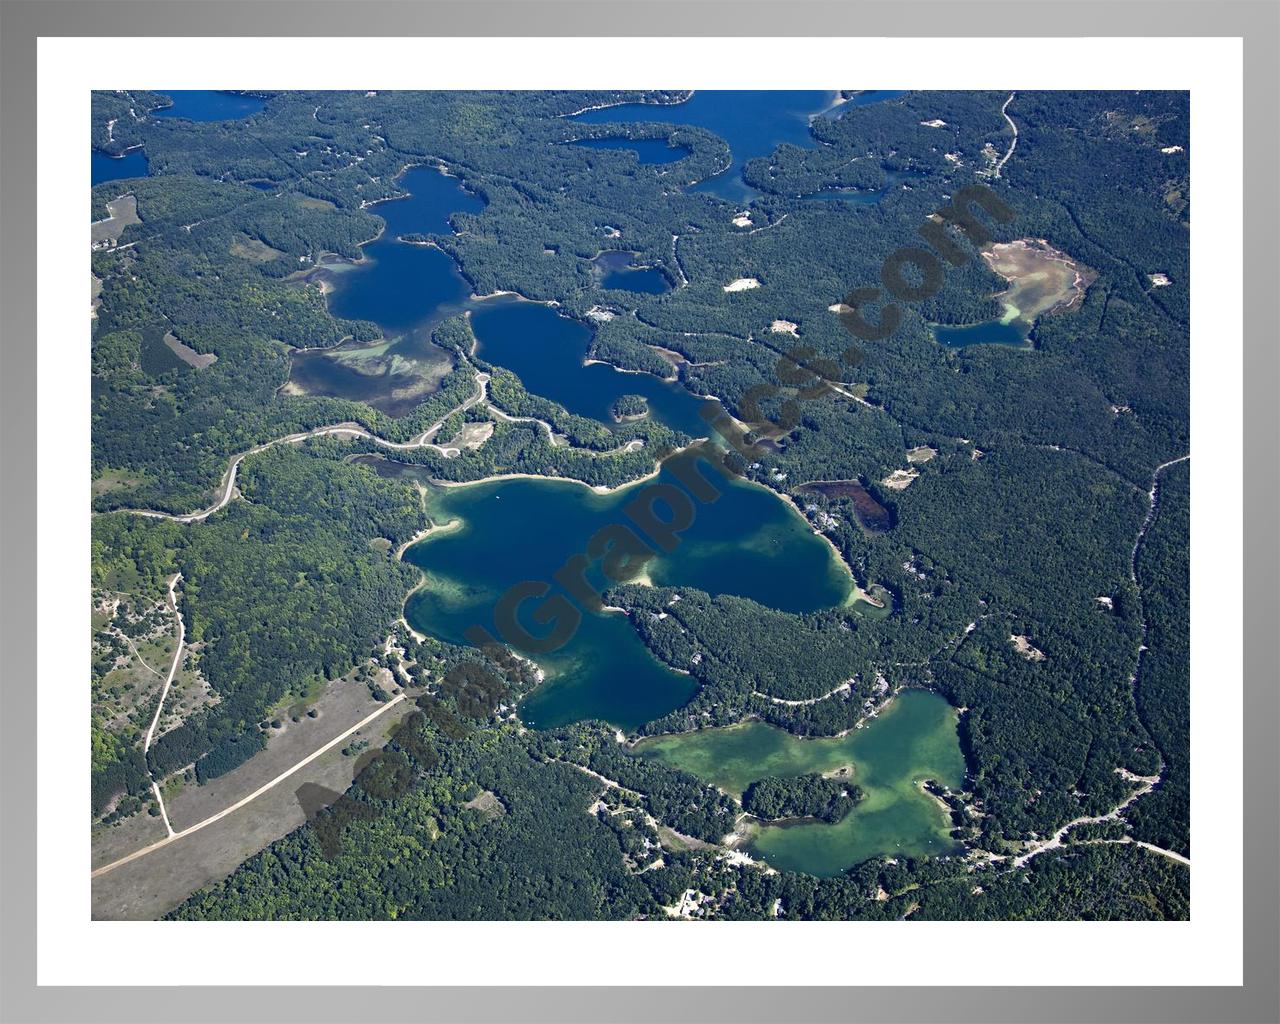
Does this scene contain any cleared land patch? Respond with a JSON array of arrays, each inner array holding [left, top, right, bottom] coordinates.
[[91, 194, 140, 247], [229, 233, 286, 263], [91, 670, 419, 919], [881, 468, 919, 491], [163, 331, 218, 369]]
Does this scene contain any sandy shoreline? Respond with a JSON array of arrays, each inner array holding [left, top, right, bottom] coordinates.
[[428, 462, 665, 497], [774, 489, 883, 607], [394, 517, 463, 560]]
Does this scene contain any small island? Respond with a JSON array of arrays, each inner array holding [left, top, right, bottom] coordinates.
[[610, 393, 649, 423], [742, 773, 863, 825]]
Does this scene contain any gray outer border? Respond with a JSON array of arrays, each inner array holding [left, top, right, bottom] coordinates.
[[1, 1, 1276, 1021]]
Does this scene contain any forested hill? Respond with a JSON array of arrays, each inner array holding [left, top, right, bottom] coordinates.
[[90, 89, 1189, 920]]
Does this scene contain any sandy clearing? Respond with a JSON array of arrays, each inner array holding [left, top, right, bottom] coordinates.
[[881, 468, 919, 490], [91, 693, 407, 879]]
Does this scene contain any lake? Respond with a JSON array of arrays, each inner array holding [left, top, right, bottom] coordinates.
[[933, 319, 1030, 348], [289, 165, 487, 412], [571, 137, 691, 165], [92, 148, 148, 186], [152, 90, 266, 122], [633, 689, 967, 875], [571, 90, 837, 204], [593, 250, 672, 294], [322, 163, 486, 334], [394, 463, 853, 730], [293, 167, 714, 430], [470, 296, 714, 440]]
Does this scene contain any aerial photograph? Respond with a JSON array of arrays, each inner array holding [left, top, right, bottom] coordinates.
[[88, 89, 1190, 921]]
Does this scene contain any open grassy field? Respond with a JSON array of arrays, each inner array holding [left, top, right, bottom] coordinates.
[[90, 194, 139, 246], [91, 675, 419, 919]]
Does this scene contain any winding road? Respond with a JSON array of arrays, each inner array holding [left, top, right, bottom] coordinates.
[[102, 367, 644, 524], [994, 92, 1018, 179], [105, 370, 490, 523], [1007, 454, 1191, 871]]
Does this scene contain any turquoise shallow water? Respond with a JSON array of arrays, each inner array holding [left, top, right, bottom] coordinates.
[[636, 689, 968, 875], [401, 461, 852, 729]]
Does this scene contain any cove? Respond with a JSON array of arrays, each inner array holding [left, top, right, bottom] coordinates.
[[92, 148, 148, 186], [289, 165, 486, 412], [818, 90, 909, 120], [571, 90, 835, 204], [592, 251, 672, 294], [470, 296, 713, 439], [153, 90, 266, 122], [393, 463, 853, 731], [633, 689, 967, 876], [571, 137, 690, 165]]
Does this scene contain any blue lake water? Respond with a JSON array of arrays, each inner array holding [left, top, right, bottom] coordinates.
[[933, 319, 1029, 348], [153, 91, 266, 122], [593, 251, 672, 294], [571, 137, 690, 165], [288, 165, 487, 413], [396, 457, 852, 729], [322, 164, 486, 337], [571, 90, 835, 204], [92, 148, 149, 186], [470, 297, 714, 439]]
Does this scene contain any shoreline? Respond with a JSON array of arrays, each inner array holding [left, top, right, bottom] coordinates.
[[394, 517, 463, 560], [773, 489, 882, 607], [428, 457, 669, 498], [582, 356, 674, 383]]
